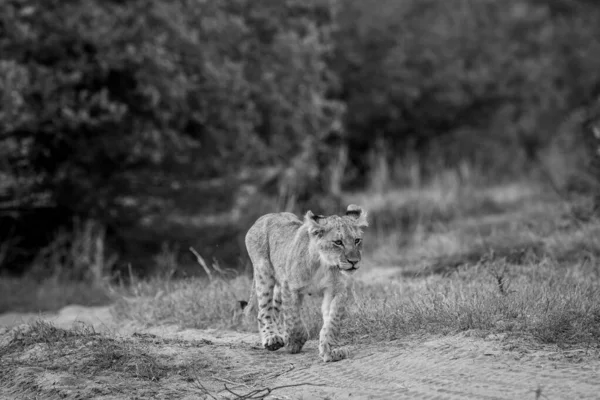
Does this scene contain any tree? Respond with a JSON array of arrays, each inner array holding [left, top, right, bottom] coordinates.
[[0, 0, 343, 273]]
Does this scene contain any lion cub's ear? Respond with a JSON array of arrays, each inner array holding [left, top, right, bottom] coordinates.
[[305, 210, 325, 237], [345, 204, 368, 228]]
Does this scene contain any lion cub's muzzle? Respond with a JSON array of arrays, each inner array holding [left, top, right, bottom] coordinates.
[[339, 257, 360, 273]]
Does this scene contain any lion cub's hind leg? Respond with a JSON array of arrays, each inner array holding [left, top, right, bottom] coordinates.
[[282, 283, 308, 354], [254, 264, 285, 351], [273, 283, 283, 326]]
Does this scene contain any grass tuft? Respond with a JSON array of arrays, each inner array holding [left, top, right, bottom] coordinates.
[[0, 321, 165, 381]]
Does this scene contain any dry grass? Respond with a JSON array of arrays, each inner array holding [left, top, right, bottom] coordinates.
[[344, 256, 600, 345], [113, 273, 251, 330], [346, 181, 600, 346], [112, 180, 600, 351]]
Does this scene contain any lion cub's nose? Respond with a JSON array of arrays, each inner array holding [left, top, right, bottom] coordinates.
[[347, 258, 359, 267]]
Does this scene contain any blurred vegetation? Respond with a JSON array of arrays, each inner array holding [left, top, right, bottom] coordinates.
[[1, 0, 600, 277]]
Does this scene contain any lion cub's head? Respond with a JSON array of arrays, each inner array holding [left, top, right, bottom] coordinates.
[[304, 204, 368, 274]]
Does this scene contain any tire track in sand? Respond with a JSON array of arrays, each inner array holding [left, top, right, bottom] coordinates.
[[269, 336, 600, 400]]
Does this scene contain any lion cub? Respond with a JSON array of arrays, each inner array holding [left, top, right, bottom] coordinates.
[[244, 204, 368, 362]]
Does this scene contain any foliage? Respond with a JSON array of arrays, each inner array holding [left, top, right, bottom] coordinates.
[[334, 0, 600, 181], [2, 0, 600, 274], [0, 0, 342, 273]]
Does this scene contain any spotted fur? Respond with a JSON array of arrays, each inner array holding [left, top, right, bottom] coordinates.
[[244, 204, 368, 362]]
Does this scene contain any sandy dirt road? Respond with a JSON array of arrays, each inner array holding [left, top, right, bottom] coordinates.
[[136, 327, 600, 400], [2, 308, 599, 399]]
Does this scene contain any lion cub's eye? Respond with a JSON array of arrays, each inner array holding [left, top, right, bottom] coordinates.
[[355, 238, 362, 245], [333, 240, 343, 246]]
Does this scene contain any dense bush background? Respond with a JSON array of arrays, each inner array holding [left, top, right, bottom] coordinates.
[[1, 0, 600, 276]]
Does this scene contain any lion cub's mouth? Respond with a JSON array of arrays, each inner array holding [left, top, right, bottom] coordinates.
[[339, 265, 358, 274]]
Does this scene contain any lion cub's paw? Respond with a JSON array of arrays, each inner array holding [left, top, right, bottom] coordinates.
[[286, 338, 307, 354], [285, 332, 308, 354], [287, 343, 302, 354], [321, 347, 350, 362], [263, 335, 285, 351]]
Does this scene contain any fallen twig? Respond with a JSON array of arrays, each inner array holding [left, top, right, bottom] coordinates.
[[193, 377, 218, 400], [264, 363, 295, 380], [213, 376, 252, 389], [189, 247, 213, 282], [223, 382, 326, 400]]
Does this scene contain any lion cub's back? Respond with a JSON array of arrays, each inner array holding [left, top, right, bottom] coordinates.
[[245, 212, 303, 259]]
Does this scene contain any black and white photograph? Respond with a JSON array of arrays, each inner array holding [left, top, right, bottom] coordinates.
[[1, 0, 599, 398]]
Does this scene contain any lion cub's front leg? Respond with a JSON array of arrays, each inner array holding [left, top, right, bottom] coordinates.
[[319, 290, 350, 362]]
